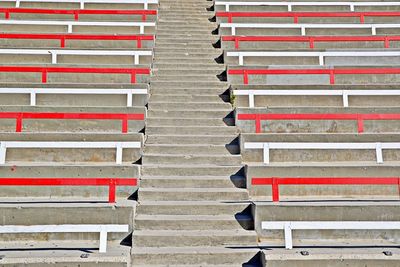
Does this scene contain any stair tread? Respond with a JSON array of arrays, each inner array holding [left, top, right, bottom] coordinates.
[[135, 214, 251, 221], [133, 229, 257, 236]]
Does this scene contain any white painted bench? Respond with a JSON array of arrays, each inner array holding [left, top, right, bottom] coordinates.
[[0, 20, 156, 34], [10, 0, 158, 9], [0, 49, 152, 65], [227, 51, 400, 66], [220, 23, 400, 36], [262, 221, 400, 249], [0, 141, 141, 164], [233, 89, 400, 108], [0, 224, 129, 253], [216, 1, 400, 12], [244, 142, 400, 164], [0, 88, 147, 107]]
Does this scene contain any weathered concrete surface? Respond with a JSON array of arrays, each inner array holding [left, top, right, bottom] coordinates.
[[240, 133, 400, 164], [233, 84, 400, 108], [254, 201, 400, 247], [236, 107, 400, 134], [246, 164, 400, 200], [0, 165, 139, 200], [262, 247, 400, 267]]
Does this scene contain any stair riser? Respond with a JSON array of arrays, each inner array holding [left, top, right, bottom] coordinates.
[[145, 135, 238, 145], [150, 88, 227, 95], [138, 191, 248, 201], [144, 145, 234, 155], [135, 219, 251, 230], [131, 251, 256, 266], [148, 103, 231, 110], [142, 166, 243, 176], [137, 203, 251, 216], [147, 110, 231, 118], [146, 119, 229, 126], [139, 177, 244, 188], [142, 155, 242, 165], [146, 127, 237, 135], [148, 95, 227, 103], [133, 235, 256, 247]]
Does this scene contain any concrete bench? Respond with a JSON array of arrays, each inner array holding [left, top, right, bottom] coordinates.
[[237, 111, 400, 134], [0, 110, 145, 133], [252, 176, 400, 202], [261, 221, 400, 249], [220, 23, 400, 36], [215, 1, 400, 12], [0, 7, 157, 21], [0, 177, 137, 203], [0, 49, 153, 65], [244, 141, 400, 164], [0, 65, 150, 84], [0, 87, 148, 106], [217, 11, 400, 24], [0, 224, 128, 252], [0, 139, 142, 164], [0, 33, 155, 49], [0, 20, 156, 34], [226, 50, 400, 66], [228, 66, 400, 85], [222, 35, 400, 50], [7, 0, 158, 10], [233, 87, 400, 108]]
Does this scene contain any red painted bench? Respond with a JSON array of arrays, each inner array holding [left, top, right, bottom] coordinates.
[[228, 67, 400, 85], [222, 35, 400, 49], [252, 177, 400, 202], [0, 33, 154, 48], [0, 7, 157, 21], [217, 11, 400, 23], [237, 113, 400, 133], [0, 112, 145, 133], [0, 66, 150, 83], [0, 177, 137, 203]]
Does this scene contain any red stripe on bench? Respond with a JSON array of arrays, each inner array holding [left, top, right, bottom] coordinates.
[[228, 67, 400, 85], [0, 177, 137, 203], [0, 8, 157, 21], [0, 33, 154, 48], [222, 35, 400, 49], [237, 113, 400, 133], [217, 11, 400, 23], [251, 177, 400, 201], [0, 66, 150, 83], [0, 112, 145, 133]]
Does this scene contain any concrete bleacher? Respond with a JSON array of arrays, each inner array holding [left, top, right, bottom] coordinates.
[[2, 0, 400, 265], [223, 0, 400, 265], [0, 0, 155, 265]]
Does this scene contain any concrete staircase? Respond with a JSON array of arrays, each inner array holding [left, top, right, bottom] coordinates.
[[132, 0, 259, 265]]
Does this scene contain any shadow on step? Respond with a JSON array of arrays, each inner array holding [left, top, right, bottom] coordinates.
[[235, 204, 254, 230]]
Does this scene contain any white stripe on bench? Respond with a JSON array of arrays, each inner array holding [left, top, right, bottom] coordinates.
[[216, 1, 400, 12], [0, 88, 147, 106], [227, 51, 400, 66], [12, 0, 158, 9], [0, 224, 128, 253], [0, 141, 141, 164], [0, 20, 156, 34], [262, 221, 400, 249], [0, 49, 152, 65], [233, 89, 400, 108], [244, 142, 400, 164], [220, 23, 400, 36]]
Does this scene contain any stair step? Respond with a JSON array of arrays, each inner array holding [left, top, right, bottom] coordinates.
[[136, 200, 251, 216], [147, 109, 231, 118], [133, 229, 257, 247], [145, 135, 238, 145], [147, 102, 231, 110], [152, 63, 225, 70], [144, 144, 234, 155], [131, 246, 259, 266], [146, 126, 237, 135], [150, 88, 228, 95], [139, 187, 248, 201], [151, 75, 221, 81], [135, 214, 252, 230], [142, 154, 242, 165], [149, 94, 226, 103], [146, 118, 229, 126], [139, 175, 245, 188], [150, 81, 228, 89]]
